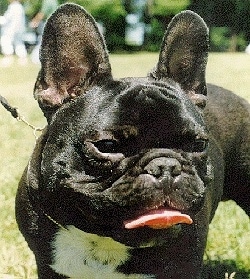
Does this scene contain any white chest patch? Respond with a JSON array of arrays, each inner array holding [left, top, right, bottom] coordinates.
[[51, 225, 155, 279]]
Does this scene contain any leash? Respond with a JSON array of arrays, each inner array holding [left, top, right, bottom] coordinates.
[[0, 94, 19, 118], [0, 94, 44, 139]]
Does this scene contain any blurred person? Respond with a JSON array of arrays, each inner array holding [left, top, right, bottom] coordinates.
[[0, 0, 27, 67], [30, 0, 59, 64], [245, 43, 250, 54]]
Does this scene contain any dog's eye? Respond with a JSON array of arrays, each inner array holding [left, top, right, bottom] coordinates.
[[93, 140, 119, 153], [192, 139, 208, 153]]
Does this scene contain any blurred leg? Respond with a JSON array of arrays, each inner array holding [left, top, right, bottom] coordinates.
[[0, 34, 14, 66], [14, 33, 28, 64], [1, 34, 14, 55]]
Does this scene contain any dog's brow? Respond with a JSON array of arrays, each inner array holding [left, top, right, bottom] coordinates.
[[111, 125, 139, 139]]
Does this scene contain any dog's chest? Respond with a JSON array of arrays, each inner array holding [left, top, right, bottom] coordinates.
[[51, 225, 154, 279]]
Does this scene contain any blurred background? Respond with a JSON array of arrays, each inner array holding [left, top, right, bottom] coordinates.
[[1, 0, 250, 55]]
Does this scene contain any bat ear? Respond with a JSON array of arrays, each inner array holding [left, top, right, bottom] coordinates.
[[150, 11, 209, 108], [34, 4, 112, 120]]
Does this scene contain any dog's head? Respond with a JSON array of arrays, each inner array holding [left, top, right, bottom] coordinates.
[[31, 4, 212, 247]]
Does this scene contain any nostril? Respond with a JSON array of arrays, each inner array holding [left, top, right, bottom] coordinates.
[[144, 164, 162, 178], [57, 161, 67, 167], [171, 164, 182, 176]]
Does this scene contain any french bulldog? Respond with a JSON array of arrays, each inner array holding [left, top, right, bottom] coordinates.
[[15, 3, 250, 279]]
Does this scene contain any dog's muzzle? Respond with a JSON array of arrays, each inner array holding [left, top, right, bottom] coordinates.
[[98, 148, 206, 213]]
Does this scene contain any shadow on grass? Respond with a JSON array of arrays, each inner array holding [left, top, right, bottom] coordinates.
[[202, 260, 249, 279]]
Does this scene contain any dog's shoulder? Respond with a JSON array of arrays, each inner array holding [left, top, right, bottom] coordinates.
[[205, 83, 250, 150]]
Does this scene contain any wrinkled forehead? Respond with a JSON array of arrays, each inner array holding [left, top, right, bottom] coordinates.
[[50, 78, 205, 137], [85, 77, 183, 109]]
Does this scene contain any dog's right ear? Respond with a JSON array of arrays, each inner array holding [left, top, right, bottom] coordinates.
[[34, 4, 112, 120]]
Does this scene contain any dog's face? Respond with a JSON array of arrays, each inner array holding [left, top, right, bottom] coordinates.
[[32, 4, 212, 247]]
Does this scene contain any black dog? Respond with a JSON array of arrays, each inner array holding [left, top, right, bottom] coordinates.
[[16, 3, 250, 279]]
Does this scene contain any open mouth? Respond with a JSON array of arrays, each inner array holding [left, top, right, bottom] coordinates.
[[123, 207, 193, 230]]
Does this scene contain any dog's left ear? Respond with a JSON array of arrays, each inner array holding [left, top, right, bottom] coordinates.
[[34, 4, 112, 119], [150, 11, 209, 108]]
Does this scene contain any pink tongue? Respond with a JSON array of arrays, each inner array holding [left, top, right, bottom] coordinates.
[[124, 209, 193, 229]]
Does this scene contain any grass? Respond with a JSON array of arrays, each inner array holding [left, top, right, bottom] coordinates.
[[0, 53, 250, 278]]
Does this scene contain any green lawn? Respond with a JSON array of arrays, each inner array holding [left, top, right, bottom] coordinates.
[[0, 53, 249, 278]]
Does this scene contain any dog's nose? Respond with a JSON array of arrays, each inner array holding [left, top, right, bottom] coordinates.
[[144, 157, 181, 178]]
